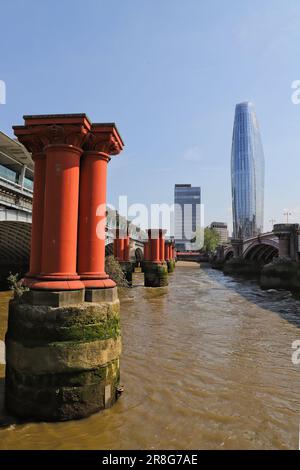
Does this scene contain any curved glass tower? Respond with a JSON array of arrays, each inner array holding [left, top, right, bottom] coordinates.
[[231, 102, 265, 239]]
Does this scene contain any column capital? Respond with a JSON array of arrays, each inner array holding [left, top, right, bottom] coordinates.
[[83, 123, 124, 155], [13, 113, 92, 152]]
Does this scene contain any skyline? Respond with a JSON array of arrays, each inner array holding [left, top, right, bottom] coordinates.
[[1, 1, 300, 233]]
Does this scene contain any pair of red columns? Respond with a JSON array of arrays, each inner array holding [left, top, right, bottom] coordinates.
[[144, 229, 166, 263], [165, 241, 175, 261], [113, 229, 130, 262], [14, 114, 124, 291]]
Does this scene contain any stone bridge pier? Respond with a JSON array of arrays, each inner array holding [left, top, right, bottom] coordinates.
[[5, 114, 124, 421], [261, 223, 300, 291], [165, 239, 176, 273], [273, 223, 299, 260], [113, 225, 134, 286], [143, 229, 168, 287]]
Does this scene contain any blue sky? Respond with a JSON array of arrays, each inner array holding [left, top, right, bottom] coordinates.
[[1, 0, 300, 233]]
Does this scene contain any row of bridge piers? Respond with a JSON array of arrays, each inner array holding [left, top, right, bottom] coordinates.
[[4, 113, 176, 422], [114, 228, 176, 287]]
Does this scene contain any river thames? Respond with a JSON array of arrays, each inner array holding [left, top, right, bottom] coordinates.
[[0, 263, 299, 449]]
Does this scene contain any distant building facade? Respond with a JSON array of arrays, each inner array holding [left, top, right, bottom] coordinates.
[[231, 102, 265, 239], [174, 184, 201, 251], [0, 131, 33, 222], [210, 221, 228, 245]]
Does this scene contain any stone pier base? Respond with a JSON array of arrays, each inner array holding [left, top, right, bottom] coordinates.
[[144, 261, 168, 287], [167, 260, 175, 273], [260, 258, 300, 292], [119, 261, 134, 286], [5, 287, 121, 421], [223, 258, 262, 277]]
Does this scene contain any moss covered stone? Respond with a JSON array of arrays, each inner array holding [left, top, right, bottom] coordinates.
[[260, 258, 300, 292], [167, 260, 175, 273], [144, 262, 168, 287], [223, 257, 263, 277], [119, 261, 134, 286], [5, 290, 122, 421]]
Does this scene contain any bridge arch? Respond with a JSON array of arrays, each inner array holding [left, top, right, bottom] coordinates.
[[224, 248, 234, 261], [135, 247, 143, 264], [243, 240, 278, 264]]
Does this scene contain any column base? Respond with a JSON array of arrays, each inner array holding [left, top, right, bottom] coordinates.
[[23, 277, 85, 291], [144, 261, 168, 287], [5, 288, 121, 421], [81, 278, 116, 289], [85, 285, 118, 302]]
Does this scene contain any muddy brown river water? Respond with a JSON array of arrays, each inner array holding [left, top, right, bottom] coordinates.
[[0, 263, 299, 449]]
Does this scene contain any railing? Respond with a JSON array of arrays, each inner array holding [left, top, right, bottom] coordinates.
[[0, 175, 33, 197]]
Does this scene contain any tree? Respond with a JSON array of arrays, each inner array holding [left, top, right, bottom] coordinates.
[[203, 227, 220, 253]]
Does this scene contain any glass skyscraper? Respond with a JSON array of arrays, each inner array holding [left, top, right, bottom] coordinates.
[[231, 102, 265, 239], [174, 184, 201, 251]]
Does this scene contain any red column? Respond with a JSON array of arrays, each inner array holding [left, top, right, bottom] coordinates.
[[148, 229, 160, 262], [13, 114, 91, 290], [165, 241, 170, 261], [11, 126, 46, 277], [144, 241, 150, 261], [77, 124, 124, 288], [159, 229, 165, 262], [124, 237, 130, 261], [117, 238, 125, 261], [39, 144, 84, 289], [113, 239, 118, 258]]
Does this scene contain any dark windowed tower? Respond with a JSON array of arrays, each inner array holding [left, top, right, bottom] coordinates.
[[174, 184, 201, 251], [231, 102, 265, 239]]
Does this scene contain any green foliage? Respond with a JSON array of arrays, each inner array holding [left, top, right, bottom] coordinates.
[[7, 272, 29, 298], [105, 256, 129, 287], [203, 227, 220, 253]]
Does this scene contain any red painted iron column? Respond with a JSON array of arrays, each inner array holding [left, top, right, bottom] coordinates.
[[124, 237, 130, 261], [77, 124, 124, 288], [28, 152, 46, 276], [159, 229, 166, 262], [114, 229, 125, 261], [165, 241, 170, 261], [149, 229, 160, 263], [12, 125, 46, 278], [14, 114, 91, 290]]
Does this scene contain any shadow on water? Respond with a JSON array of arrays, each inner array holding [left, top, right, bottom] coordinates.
[[203, 265, 300, 329]]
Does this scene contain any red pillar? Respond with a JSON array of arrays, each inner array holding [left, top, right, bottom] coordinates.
[[159, 229, 166, 262], [113, 239, 118, 258], [148, 229, 160, 262], [11, 126, 46, 277], [77, 124, 124, 288], [124, 237, 130, 261], [13, 114, 91, 290], [144, 241, 150, 261], [116, 238, 125, 261], [165, 241, 170, 261]]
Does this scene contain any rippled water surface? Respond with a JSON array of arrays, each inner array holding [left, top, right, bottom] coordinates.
[[0, 264, 299, 449]]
